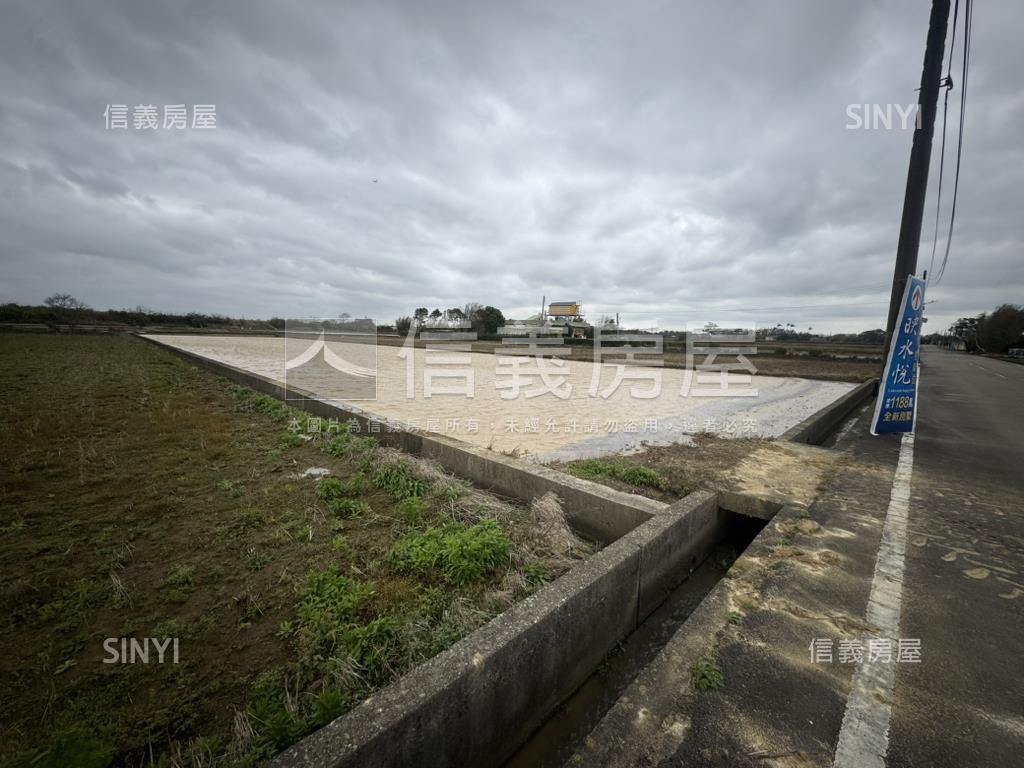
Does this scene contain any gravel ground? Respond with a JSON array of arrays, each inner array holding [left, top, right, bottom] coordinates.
[[146, 334, 855, 459]]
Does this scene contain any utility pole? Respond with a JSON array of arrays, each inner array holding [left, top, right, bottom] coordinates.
[[883, 0, 951, 361]]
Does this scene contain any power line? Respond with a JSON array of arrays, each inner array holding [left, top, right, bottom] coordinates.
[[933, 0, 972, 285], [585, 283, 892, 316], [601, 281, 889, 311], [928, 0, 959, 279], [588, 299, 890, 315]]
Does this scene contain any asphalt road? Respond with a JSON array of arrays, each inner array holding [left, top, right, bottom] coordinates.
[[532, 347, 1022, 768], [887, 348, 1024, 766]]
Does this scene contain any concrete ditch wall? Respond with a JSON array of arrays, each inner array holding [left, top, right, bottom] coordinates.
[[781, 378, 877, 445], [271, 491, 720, 768], [136, 334, 664, 544]]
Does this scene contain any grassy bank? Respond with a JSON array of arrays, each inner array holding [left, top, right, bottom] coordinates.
[[0, 334, 591, 766], [553, 436, 769, 503]]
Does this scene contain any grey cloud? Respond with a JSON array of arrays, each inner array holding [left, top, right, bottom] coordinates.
[[0, 0, 1020, 333]]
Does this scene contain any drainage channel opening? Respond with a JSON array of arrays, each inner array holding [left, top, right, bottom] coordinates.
[[504, 510, 767, 768]]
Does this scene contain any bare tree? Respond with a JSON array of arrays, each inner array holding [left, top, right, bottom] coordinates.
[[44, 293, 88, 310]]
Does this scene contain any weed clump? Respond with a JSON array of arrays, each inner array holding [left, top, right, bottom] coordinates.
[[229, 386, 290, 421], [690, 654, 724, 691], [389, 520, 511, 584], [163, 564, 196, 602], [245, 671, 305, 752], [315, 476, 345, 501], [565, 458, 666, 490], [316, 474, 368, 500], [164, 564, 195, 589], [289, 571, 401, 684], [338, 617, 403, 682], [246, 549, 272, 571], [522, 563, 551, 586], [398, 496, 427, 526], [324, 433, 351, 457], [312, 689, 346, 726], [373, 461, 430, 500], [316, 476, 371, 518], [295, 571, 374, 639], [328, 498, 370, 519]]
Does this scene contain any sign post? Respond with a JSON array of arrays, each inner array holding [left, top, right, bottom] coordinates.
[[872, 275, 927, 435]]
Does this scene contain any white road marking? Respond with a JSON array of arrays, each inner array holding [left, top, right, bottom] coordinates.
[[970, 361, 1007, 379], [833, 432, 915, 768]]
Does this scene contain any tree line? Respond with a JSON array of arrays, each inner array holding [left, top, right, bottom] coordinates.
[[924, 303, 1024, 353], [394, 303, 505, 336], [1, 294, 510, 337], [0, 295, 276, 329]]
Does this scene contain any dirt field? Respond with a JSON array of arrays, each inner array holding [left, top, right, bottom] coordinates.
[[364, 335, 882, 382], [145, 335, 857, 461], [0, 334, 591, 766]]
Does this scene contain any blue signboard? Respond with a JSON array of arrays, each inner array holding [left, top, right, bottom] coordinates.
[[871, 275, 926, 435]]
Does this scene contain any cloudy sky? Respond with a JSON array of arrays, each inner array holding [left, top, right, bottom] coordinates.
[[1, 0, 1020, 333]]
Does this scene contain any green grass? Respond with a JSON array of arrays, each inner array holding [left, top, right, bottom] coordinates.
[[316, 477, 371, 518], [217, 478, 244, 498], [398, 496, 428, 525], [389, 520, 511, 584], [372, 461, 431, 500], [330, 499, 370, 518], [165, 564, 196, 589], [522, 563, 551, 586], [0, 333, 578, 766], [564, 458, 667, 490], [246, 550, 273, 571], [689, 654, 725, 691], [295, 570, 374, 631], [228, 386, 290, 420]]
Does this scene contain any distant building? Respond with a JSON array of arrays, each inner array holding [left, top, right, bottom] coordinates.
[[543, 299, 590, 339]]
